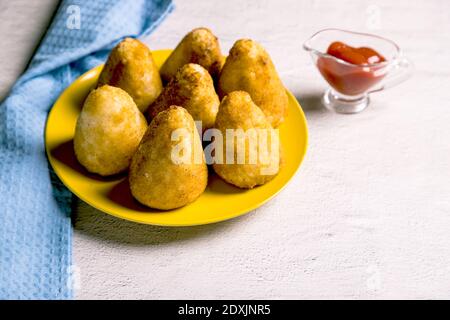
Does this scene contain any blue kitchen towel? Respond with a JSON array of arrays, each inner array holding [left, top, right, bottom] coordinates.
[[0, 0, 173, 300]]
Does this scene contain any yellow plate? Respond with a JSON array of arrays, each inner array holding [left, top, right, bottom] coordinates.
[[45, 49, 308, 226]]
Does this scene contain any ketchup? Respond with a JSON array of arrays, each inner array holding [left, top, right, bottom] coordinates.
[[317, 41, 387, 96]]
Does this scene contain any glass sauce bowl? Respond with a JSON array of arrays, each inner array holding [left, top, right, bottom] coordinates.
[[304, 29, 413, 114]]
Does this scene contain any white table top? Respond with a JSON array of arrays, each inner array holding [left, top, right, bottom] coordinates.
[[1, 0, 450, 299]]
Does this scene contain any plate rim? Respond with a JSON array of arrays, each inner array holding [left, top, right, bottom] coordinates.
[[45, 50, 309, 227]]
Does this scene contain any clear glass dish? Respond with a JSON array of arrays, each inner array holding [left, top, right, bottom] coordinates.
[[304, 28, 413, 114]]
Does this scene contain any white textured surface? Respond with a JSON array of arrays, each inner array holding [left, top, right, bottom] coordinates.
[[0, 0, 59, 100], [1, 0, 450, 299]]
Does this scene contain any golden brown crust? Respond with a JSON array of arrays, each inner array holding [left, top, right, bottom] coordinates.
[[129, 106, 208, 210], [212, 91, 281, 188], [160, 28, 224, 83], [147, 63, 219, 130], [74, 85, 148, 176], [98, 38, 163, 112], [218, 39, 288, 128]]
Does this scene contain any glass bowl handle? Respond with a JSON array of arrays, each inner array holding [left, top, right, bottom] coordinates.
[[370, 57, 413, 93]]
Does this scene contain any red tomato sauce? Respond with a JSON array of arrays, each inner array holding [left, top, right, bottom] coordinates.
[[317, 41, 387, 95]]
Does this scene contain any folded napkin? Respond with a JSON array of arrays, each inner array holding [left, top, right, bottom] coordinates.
[[0, 0, 173, 300]]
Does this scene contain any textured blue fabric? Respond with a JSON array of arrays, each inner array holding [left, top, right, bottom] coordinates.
[[0, 0, 173, 300]]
